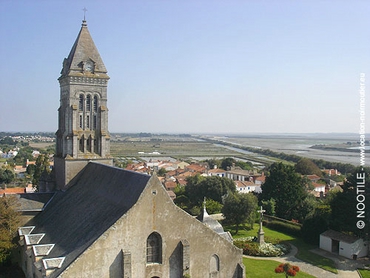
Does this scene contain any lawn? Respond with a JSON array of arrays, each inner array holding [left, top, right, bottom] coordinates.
[[226, 224, 296, 243], [358, 269, 370, 278], [290, 238, 337, 274], [243, 257, 315, 278], [110, 140, 240, 158], [226, 224, 338, 274]]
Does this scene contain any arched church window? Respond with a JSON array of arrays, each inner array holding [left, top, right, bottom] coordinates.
[[93, 95, 98, 112], [79, 136, 84, 152], [79, 94, 84, 111], [94, 138, 98, 153], [146, 232, 162, 264], [86, 95, 91, 111], [210, 254, 220, 273], [86, 136, 91, 152]]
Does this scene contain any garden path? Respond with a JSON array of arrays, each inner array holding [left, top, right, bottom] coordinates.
[[244, 244, 364, 278]]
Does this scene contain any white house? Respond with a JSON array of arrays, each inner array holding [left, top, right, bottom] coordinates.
[[320, 230, 368, 259], [313, 183, 326, 193], [235, 181, 261, 194], [208, 168, 226, 177]]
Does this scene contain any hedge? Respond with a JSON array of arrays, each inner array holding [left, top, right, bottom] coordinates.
[[263, 220, 301, 237]]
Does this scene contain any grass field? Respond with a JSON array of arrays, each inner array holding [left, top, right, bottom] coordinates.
[[111, 140, 241, 158], [226, 224, 338, 274], [358, 269, 370, 278], [243, 257, 316, 278], [290, 238, 337, 274], [226, 224, 296, 242]]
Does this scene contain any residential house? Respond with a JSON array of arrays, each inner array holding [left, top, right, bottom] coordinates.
[[320, 230, 368, 259], [235, 181, 261, 194]]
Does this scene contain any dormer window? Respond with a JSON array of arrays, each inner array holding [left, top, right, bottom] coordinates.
[[84, 60, 94, 73]]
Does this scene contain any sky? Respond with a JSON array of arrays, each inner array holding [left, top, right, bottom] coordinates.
[[0, 0, 369, 135]]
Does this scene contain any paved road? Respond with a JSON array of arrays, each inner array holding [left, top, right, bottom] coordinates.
[[244, 244, 368, 278]]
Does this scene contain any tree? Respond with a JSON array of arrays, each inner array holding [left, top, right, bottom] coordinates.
[[0, 137, 16, 145], [205, 158, 221, 170], [11, 146, 33, 166], [261, 198, 276, 216], [222, 192, 258, 233], [0, 195, 20, 265], [294, 158, 322, 176], [221, 157, 235, 170], [329, 167, 370, 236], [157, 167, 167, 177], [0, 169, 15, 184], [32, 154, 50, 190], [235, 161, 253, 170], [185, 175, 235, 207], [260, 163, 308, 220], [26, 164, 36, 175], [301, 215, 328, 245]]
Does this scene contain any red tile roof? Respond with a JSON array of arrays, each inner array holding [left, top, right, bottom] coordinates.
[[0, 187, 26, 194]]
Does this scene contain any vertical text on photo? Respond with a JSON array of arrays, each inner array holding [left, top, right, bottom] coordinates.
[[356, 73, 366, 230]]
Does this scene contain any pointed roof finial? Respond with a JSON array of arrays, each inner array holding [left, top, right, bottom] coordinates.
[[83, 7, 88, 21], [82, 7, 88, 27]]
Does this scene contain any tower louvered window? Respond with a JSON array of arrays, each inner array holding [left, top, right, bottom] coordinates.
[[79, 94, 84, 111], [93, 95, 98, 112], [86, 95, 91, 111]]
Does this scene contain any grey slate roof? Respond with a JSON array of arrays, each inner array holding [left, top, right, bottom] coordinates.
[[197, 207, 233, 242], [27, 162, 151, 277], [16, 193, 55, 212]]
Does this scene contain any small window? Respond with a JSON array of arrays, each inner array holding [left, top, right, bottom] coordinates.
[[210, 254, 220, 272], [147, 232, 162, 264], [86, 115, 90, 128], [79, 115, 83, 128]]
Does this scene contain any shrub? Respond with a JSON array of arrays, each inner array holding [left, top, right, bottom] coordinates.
[[275, 267, 284, 273], [275, 263, 300, 277], [301, 216, 328, 245], [234, 239, 288, 257], [292, 265, 300, 272], [287, 268, 297, 276]]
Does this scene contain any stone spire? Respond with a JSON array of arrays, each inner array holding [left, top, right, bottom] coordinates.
[[59, 20, 109, 80]]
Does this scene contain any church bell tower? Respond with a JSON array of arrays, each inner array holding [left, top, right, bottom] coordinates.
[[54, 19, 113, 189]]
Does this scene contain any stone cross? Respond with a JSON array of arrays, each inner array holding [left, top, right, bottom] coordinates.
[[257, 206, 265, 245], [83, 7, 88, 20], [257, 206, 265, 224]]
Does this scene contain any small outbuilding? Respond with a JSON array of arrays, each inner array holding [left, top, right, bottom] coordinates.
[[320, 229, 368, 259]]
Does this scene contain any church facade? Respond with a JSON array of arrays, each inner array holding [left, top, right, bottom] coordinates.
[[17, 19, 245, 278]]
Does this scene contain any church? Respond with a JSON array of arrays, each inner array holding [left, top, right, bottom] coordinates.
[[17, 19, 245, 278]]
